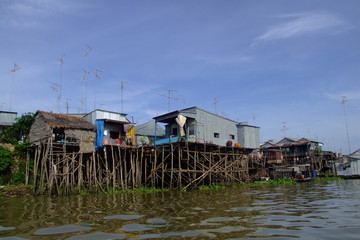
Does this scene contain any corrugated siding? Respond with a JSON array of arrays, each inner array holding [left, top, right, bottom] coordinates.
[[237, 125, 260, 149], [0, 112, 17, 126], [335, 160, 360, 176], [195, 108, 238, 146], [85, 110, 129, 124], [351, 160, 360, 175]]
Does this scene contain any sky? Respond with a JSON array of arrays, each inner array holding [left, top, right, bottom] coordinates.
[[1, 0, 359, 154]]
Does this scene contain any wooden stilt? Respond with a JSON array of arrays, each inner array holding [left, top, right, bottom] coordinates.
[[78, 153, 83, 192], [111, 145, 116, 191]]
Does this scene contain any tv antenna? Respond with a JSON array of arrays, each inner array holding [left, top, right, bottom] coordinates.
[[82, 44, 94, 113], [58, 55, 64, 112], [120, 81, 127, 113], [65, 98, 71, 114], [9, 63, 21, 111], [81, 70, 89, 113], [92, 69, 102, 110], [83, 44, 94, 58], [281, 122, 289, 137], [159, 89, 179, 112], [341, 96, 351, 154], [212, 98, 219, 115], [48, 81, 61, 112]]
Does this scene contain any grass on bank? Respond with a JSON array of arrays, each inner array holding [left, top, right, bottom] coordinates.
[[106, 187, 170, 195], [198, 184, 226, 191], [234, 178, 297, 188], [314, 176, 342, 181], [0, 176, 345, 196]]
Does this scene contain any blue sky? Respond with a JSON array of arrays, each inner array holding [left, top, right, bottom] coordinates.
[[1, 0, 359, 154]]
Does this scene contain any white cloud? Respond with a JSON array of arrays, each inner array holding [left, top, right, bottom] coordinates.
[[0, 0, 89, 28], [252, 12, 349, 45]]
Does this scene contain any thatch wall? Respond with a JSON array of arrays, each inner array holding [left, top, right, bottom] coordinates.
[[29, 115, 52, 143], [29, 111, 96, 153], [65, 129, 95, 153]]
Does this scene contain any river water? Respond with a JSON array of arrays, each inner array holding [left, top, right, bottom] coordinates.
[[1, 179, 360, 240]]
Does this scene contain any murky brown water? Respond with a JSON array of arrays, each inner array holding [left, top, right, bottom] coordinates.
[[1, 179, 360, 239]]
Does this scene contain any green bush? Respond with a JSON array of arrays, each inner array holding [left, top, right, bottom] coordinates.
[[11, 173, 25, 184], [0, 147, 13, 173], [0, 112, 35, 144]]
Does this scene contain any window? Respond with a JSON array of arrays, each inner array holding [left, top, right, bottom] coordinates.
[[214, 133, 219, 138], [110, 131, 119, 139], [53, 128, 65, 142], [188, 125, 195, 135], [172, 127, 178, 136], [229, 134, 235, 140]]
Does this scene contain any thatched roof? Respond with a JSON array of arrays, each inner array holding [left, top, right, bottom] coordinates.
[[36, 111, 96, 130]]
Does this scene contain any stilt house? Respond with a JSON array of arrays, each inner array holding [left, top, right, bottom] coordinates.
[[262, 137, 323, 165], [135, 120, 165, 146], [334, 149, 360, 177], [153, 106, 260, 148], [82, 109, 134, 148], [29, 111, 96, 153]]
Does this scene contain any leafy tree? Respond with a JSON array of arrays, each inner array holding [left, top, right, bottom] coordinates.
[[0, 112, 35, 144], [0, 146, 13, 173], [315, 145, 323, 156]]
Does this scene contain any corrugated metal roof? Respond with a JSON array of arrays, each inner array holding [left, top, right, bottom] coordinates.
[[153, 106, 241, 124], [135, 120, 165, 136]]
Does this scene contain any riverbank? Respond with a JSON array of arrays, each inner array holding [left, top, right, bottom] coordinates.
[[0, 176, 344, 197], [0, 185, 33, 197]]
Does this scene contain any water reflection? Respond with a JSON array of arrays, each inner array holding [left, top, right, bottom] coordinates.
[[1, 180, 360, 239]]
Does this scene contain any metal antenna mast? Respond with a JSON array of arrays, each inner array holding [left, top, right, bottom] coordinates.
[[83, 44, 94, 58], [58, 55, 64, 112], [49, 81, 60, 112], [341, 96, 351, 154], [82, 44, 93, 113], [66, 98, 71, 114], [82, 70, 89, 113], [120, 81, 127, 113], [212, 98, 219, 115], [160, 89, 179, 112], [281, 122, 289, 137], [9, 63, 21, 111], [93, 69, 102, 110]]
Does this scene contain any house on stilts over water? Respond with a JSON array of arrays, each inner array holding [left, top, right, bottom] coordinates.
[[29, 110, 96, 153], [28, 111, 97, 194]]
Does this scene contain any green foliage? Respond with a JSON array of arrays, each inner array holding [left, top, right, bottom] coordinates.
[[199, 184, 225, 191], [14, 142, 32, 157], [0, 142, 32, 186], [314, 176, 342, 181], [0, 147, 13, 173], [233, 178, 296, 188], [0, 112, 35, 144], [315, 145, 323, 156], [107, 187, 169, 194], [10, 173, 25, 185], [80, 189, 90, 195]]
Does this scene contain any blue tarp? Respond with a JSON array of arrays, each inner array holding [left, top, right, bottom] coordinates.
[[95, 119, 104, 149], [154, 136, 179, 145]]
